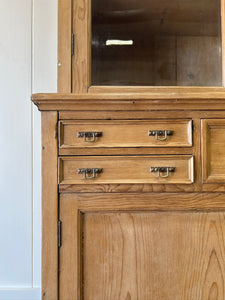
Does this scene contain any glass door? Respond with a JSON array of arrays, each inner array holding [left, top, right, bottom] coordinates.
[[91, 0, 222, 86]]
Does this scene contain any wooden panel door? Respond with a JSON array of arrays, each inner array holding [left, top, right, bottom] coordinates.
[[59, 193, 225, 300]]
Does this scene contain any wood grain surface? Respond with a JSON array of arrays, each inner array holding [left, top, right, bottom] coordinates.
[[41, 112, 58, 300], [59, 119, 192, 149], [202, 119, 225, 183], [61, 192, 225, 212], [83, 211, 225, 300], [58, 0, 72, 92], [31, 90, 225, 111], [72, 0, 90, 93], [59, 155, 194, 185]]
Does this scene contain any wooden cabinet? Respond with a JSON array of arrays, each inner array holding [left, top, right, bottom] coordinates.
[[32, 0, 225, 299], [33, 103, 225, 300]]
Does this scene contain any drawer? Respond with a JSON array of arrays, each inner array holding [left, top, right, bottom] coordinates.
[[59, 120, 192, 148], [59, 156, 194, 184]]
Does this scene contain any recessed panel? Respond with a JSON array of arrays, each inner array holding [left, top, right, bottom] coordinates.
[[83, 212, 225, 300], [202, 119, 225, 183]]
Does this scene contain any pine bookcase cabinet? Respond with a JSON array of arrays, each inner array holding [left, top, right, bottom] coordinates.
[[32, 0, 225, 299]]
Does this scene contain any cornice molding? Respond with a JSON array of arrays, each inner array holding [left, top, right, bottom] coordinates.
[[32, 91, 225, 111]]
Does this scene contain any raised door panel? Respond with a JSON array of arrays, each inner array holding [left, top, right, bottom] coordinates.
[[202, 119, 225, 183], [59, 194, 225, 300], [84, 212, 225, 300]]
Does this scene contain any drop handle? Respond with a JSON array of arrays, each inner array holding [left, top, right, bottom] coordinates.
[[149, 130, 173, 141], [77, 131, 102, 142], [78, 168, 103, 179], [150, 167, 175, 178]]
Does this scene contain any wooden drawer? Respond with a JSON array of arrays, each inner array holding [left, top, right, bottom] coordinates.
[[59, 120, 192, 148], [59, 155, 194, 184]]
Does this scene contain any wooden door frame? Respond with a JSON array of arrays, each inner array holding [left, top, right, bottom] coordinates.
[[58, 0, 225, 93], [59, 192, 225, 299], [58, 0, 73, 93]]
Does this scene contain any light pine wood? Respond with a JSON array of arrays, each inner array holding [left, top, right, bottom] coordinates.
[[38, 0, 225, 298], [59, 199, 82, 300], [58, 0, 72, 92], [202, 119, 225, 183], [192, 118, 201, 186], [32, 88, 225, 101], [61, 193, 225, 212], [33, 98, 225, 111], [41, 112, 58, 300], [83, 212, 225, 300], [59, 182, 225, 193], [59, 147, 193, 156], [59, 119, 192, 149], [222, 0, 225, 86], [72, 0, 90, 93], [88, 86, 225, 94], [59, 110, 225, 120], [59, 155, 194, 185], [60, 194, 225, 299], [31, 90, 225, 111]]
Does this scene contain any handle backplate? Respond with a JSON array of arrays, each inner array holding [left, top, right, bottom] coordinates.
[[149, 130, 173, 141], [78, 168, 103, 179], [150, 167, 175, 178], [78, 132, 102, 142]]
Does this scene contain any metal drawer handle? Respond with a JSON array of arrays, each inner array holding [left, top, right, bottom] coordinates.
[[78, 168, 103, 179], [150, 167, 175, 178], [149, 130, 173, 141], [77, 132, 102, 142]]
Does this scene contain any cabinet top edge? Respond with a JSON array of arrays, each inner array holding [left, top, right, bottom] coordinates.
[[32, 88, 225, 101], [31, 88, 225, 111]]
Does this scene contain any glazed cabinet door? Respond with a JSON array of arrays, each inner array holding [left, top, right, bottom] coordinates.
[[59, 194, 225, 300], [70, 0, 223, 92]]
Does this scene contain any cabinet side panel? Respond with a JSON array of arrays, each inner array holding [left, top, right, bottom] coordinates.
[[41, 112, 58, 299]]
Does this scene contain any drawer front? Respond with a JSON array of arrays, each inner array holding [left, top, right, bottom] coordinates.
[[59, 156, 194, 184], [59, 120, 192, 148]]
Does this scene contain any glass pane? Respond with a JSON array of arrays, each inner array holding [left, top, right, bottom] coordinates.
[[92, 0, 222, 86]]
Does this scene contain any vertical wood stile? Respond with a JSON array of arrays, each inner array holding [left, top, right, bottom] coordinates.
[[60, 196, 81, 299], [41, 112, 58, 299], [72, 0, 90, 93], [58, 0, 72, 92], [222, 0, 225, 86]]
